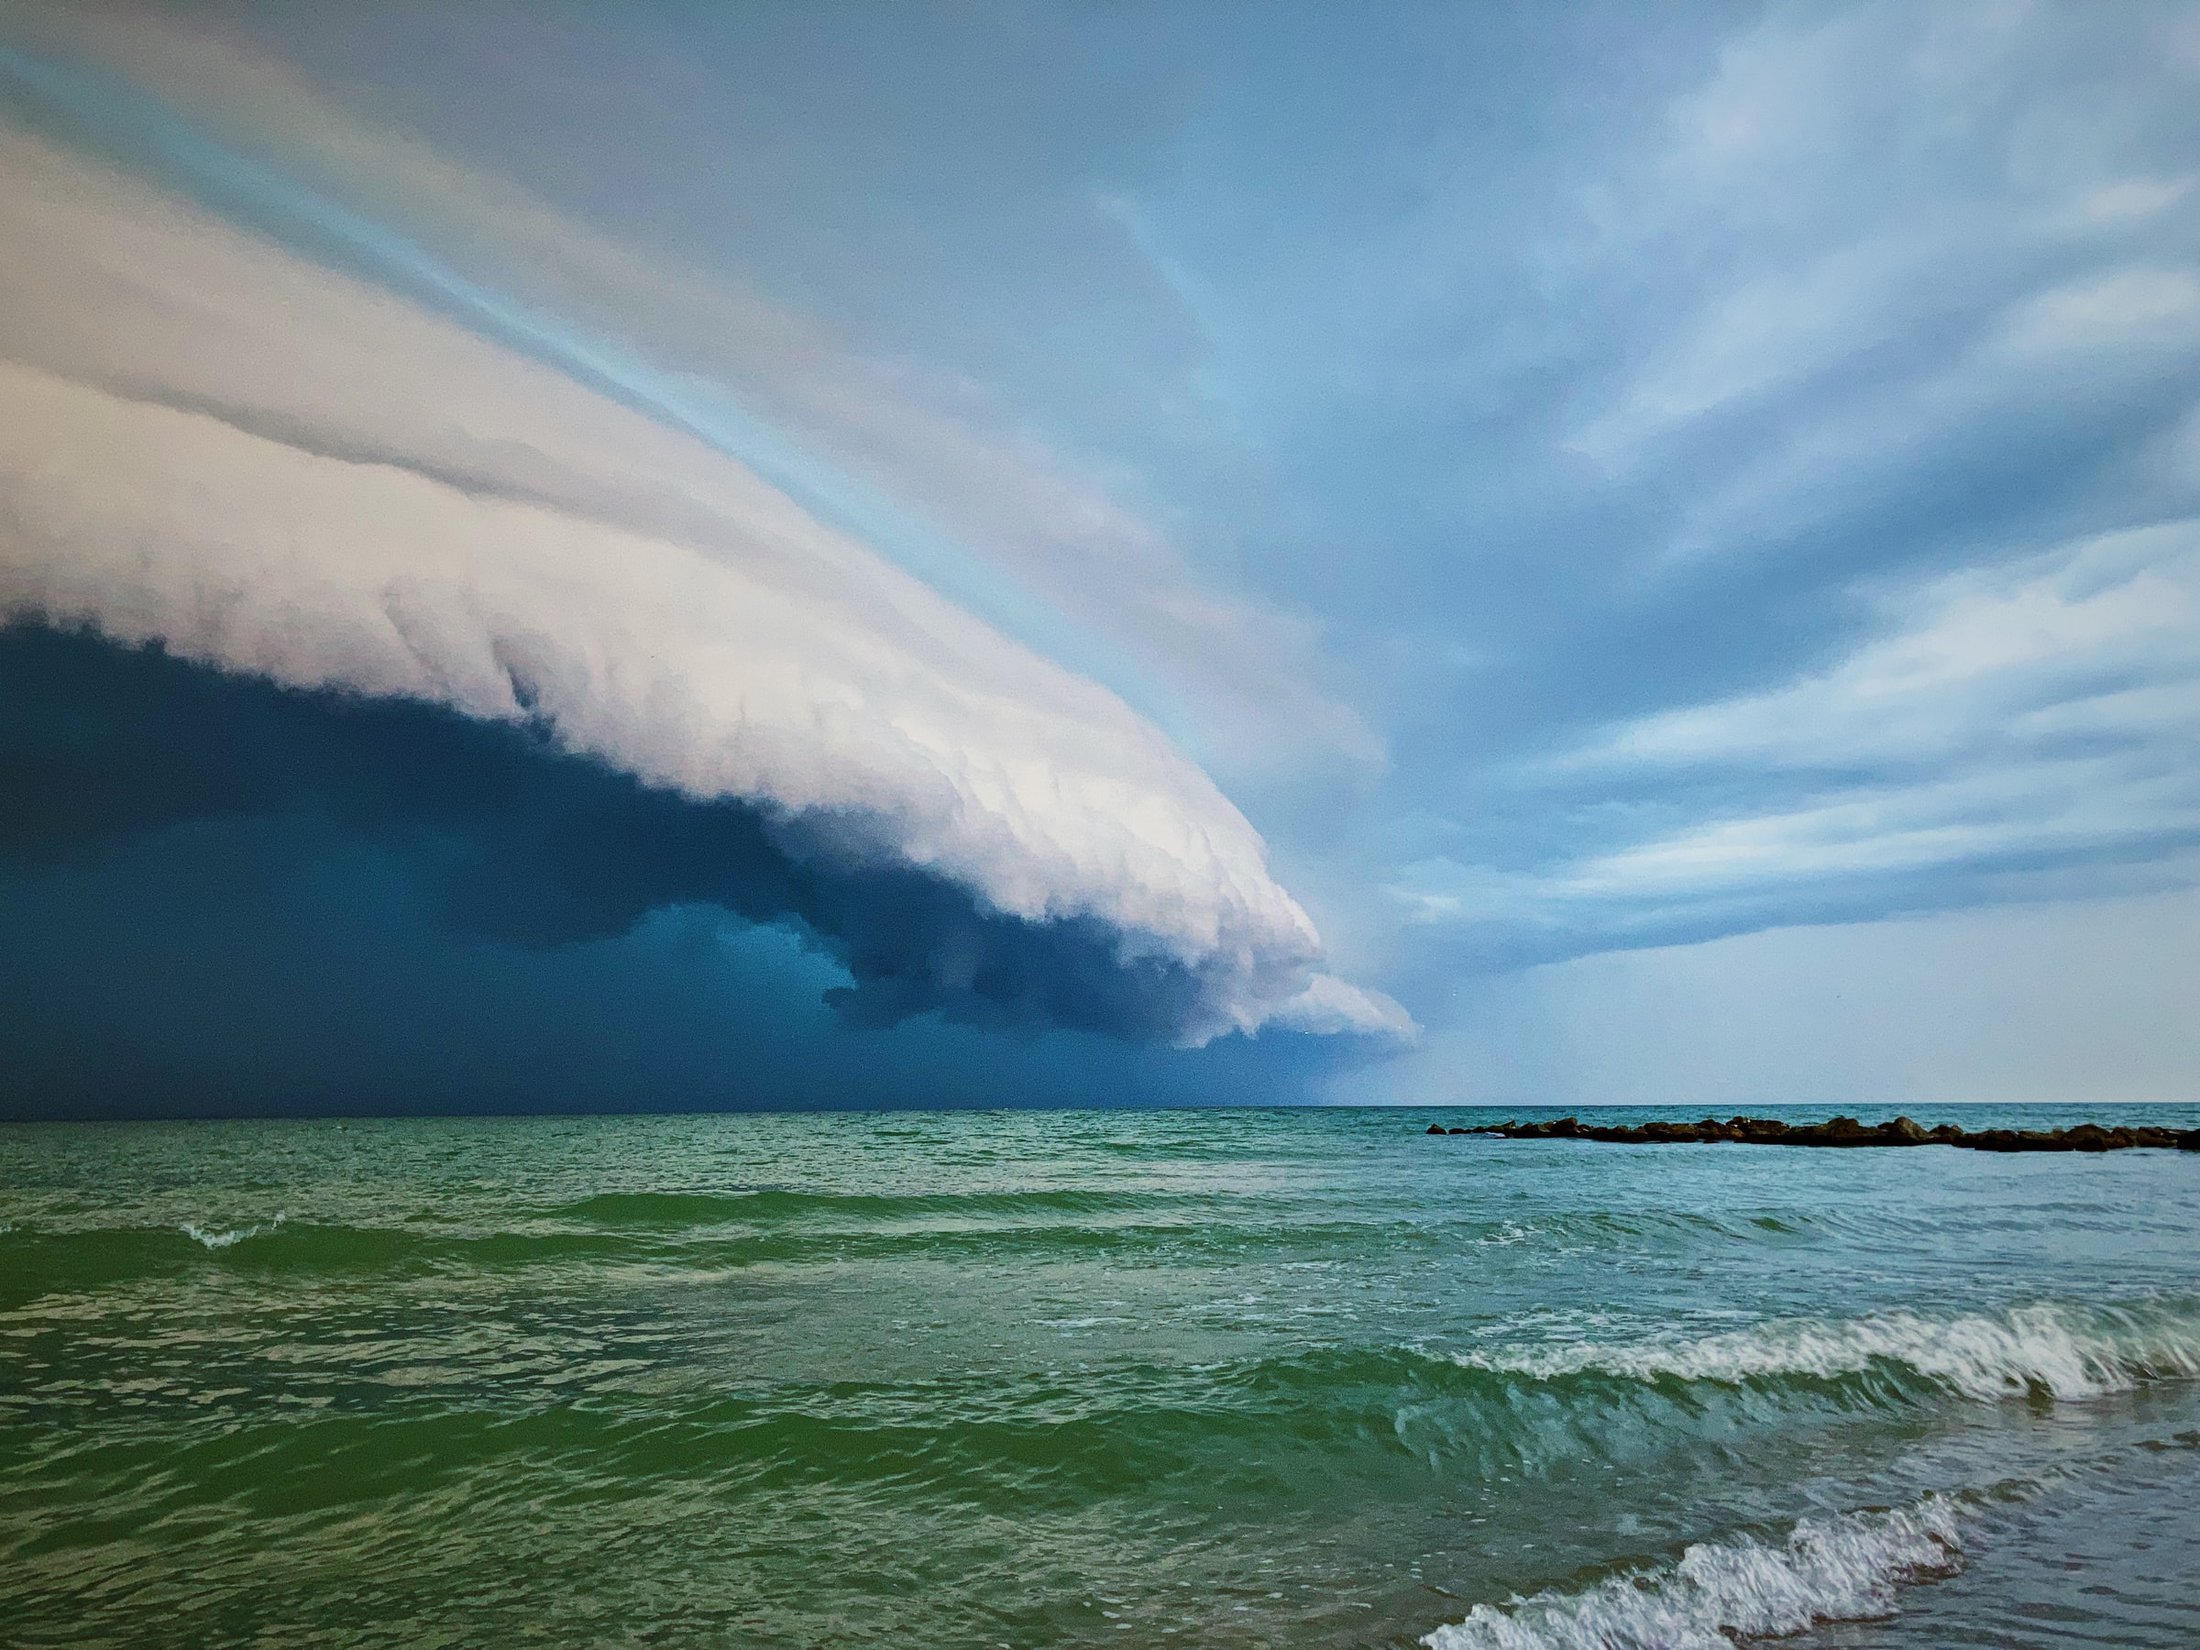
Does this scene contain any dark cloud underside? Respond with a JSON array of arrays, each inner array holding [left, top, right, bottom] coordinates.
[[0, 624, 1240, 1042]]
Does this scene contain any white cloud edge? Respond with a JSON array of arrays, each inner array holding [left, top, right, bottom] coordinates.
[[0, 2, 1385, 781]]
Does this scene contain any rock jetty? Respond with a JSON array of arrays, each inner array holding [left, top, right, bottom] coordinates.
[[1427, 1115, 2200, 1151]]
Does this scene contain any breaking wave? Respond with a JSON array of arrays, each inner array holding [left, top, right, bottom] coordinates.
[[1453, 1299, 2200, 1403], [1424, 1493, 1968, 1650], [178, 1218, 281, 1251]]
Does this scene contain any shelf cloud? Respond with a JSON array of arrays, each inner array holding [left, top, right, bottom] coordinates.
[[0, 116, 1409, 1048]]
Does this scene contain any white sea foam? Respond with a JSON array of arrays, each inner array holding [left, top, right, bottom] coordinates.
[[1424, 1495, 1965, 1650], [1453, 1302, 2200, 1402], [179, 1219, 278, 1251]]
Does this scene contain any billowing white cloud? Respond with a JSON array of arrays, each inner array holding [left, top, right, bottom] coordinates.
[[0, 117, 1407, 1045], [0, 1, 1382, 780]]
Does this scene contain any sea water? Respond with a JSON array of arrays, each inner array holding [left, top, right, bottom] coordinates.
[[3, 1104, 2197, 1649]]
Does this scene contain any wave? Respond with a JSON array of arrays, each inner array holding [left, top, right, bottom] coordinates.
[[3, 1199, 1553, 1301], [1451, 1300, 2200, 1403], [5, 1297, 2193, 1501], [0, 1220, 683, 1304], [0, 1194, 1865, 1295], [547, 1186, 1193, 1226], [179, 1218, 284, 1251], [1424, 1493, 1967, 1650]]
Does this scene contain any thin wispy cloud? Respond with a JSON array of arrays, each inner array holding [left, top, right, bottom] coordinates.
[[1357, 0, 2200, 1000], [1397, 520, 2200, 948]]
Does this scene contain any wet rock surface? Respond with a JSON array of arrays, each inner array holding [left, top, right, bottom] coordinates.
[[1427, 1115, 2200, 1151]]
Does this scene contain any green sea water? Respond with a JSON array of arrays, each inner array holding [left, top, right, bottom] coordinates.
[[4, 1104, 2199, 1649]]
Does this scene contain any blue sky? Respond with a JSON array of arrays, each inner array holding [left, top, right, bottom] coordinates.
[[1, 1, 2196, 1112]]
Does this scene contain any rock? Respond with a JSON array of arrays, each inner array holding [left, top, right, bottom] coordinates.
[[1436, 1112, 2200, 1154], [1794, 1116, 1874, 1147]]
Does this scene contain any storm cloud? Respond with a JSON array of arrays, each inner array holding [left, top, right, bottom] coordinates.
[[0, 625, 1311, 1041], [0, 107, 1405, 1048]]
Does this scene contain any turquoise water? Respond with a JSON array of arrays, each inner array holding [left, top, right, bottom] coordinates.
[[4, 1104, 2198, 1648]]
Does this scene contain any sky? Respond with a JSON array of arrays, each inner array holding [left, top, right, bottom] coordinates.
[[1, 0, 2196, 1116]]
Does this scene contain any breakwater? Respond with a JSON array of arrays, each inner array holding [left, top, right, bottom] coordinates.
[[1435, 1114, 2200, 1150]]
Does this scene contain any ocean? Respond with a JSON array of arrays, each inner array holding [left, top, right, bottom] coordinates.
[[3, 1104, 2198, 1649]]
